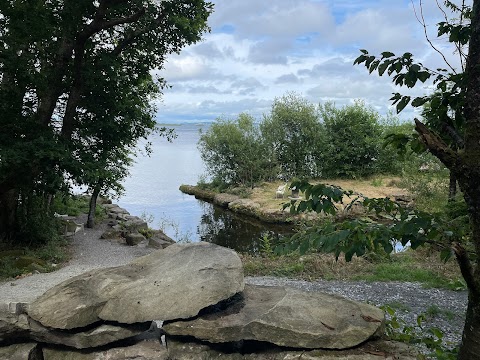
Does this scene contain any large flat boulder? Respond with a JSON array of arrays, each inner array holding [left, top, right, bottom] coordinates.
[[28, 243, 244, 330], [165, 339, 417, 360], [29, 319, 148, 349], [0, 302, 30, 342], [42, 340, 168, 360], [164, 285, 384, 350], [0, 343, 42, 360]]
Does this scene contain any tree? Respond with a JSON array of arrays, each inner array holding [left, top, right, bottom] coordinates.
[[261, 93, 325, 179], [0, 0, 213, 241], [281, 1, 480, 358], [320, 101, 383, 178], [198, 114, 271, 187]]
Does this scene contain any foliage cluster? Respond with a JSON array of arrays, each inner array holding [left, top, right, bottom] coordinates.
[[199, 94, 409, 188], [0, 1, 212, 241]]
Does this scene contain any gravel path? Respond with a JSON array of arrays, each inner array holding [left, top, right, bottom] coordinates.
[[0, 215, 154, 304], [0, 216, 468, 347], [246, 277, 467, 346]]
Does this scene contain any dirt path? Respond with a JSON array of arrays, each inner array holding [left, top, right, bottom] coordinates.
[[0, 216, 155, 305]]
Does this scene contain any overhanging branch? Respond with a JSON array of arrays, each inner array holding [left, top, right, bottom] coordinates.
[[452, 242, 479, 296], [414, 118, 459, 169]]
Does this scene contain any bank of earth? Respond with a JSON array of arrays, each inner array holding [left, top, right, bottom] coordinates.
[[179, 178, 412, 224]]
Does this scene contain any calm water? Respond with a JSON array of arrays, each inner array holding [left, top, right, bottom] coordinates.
[[118, 123, 293, 253]]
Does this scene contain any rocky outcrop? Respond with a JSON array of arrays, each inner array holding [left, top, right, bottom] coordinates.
[[28, 243, 244, 329], [100, 204, 173, 247], [164, 284, 384, 349], [0, 242, 414, 359], [213, 193, 240, 207], [125, 232, 146, 245], [179, 184, 293, 223]]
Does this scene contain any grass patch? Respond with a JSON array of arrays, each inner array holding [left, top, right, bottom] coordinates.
[[0, 236, 71, 280], [425, 304, 457, 321], [51, 194, 106, 222], [241, 247, 464, 290], [353, 262, 457, 289], [383, 301, 412, 312]]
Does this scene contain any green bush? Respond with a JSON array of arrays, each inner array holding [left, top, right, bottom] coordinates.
[[198, 113, 273, 188], [320, 101, 383, 178], [261, 92, 325, 178]]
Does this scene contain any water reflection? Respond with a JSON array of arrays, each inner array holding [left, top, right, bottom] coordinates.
[[196, 201, 295, 254]]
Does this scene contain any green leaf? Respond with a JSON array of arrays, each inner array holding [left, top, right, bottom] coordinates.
[[396, 96, 411, 113], [378, 61, 390, 76], [411, 97, 428, 107], [383, 242, 394, 254], [417, 71, 431, 82], [440, 248, 453, 262], [381, 51, 395, 58]]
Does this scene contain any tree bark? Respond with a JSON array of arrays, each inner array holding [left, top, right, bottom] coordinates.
[[0, 190, 18, 241], [448, 172, 457, 202], [458, 279, 480, 360], [87, 182, 102, 228], [455, 0, 480, 358]]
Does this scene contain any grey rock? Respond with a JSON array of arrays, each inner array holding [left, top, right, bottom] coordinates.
[[108, 207, 130, 215], [148, 238, 173, 249], [28, 243, 244, 329], [150, 230, 175, 244], [42, 340, 168, 360], [122, 219, 148, 232], [0, 343, 42, 360], [0, 303, 30, 342], [125, 232, 146, 246], [0, 304, 146, 348], [165, 338, 417, 360], [164, 285, 384, 350], [102, 204, 120, 210], [213, 193, 239, 208], [111, 224, 122, 232], [106, 220, 118, 227], [29, 318, 148, 349]]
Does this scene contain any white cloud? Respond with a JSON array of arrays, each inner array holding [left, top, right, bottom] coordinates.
[[155, 0, 468, 124]]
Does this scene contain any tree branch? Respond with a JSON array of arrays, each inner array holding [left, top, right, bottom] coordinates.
[[111, 12, 166, 56], [414, 118, 459, 169], [61, 5, 146, 139], [414, 0, 458, 74], [452, 242, 479, 296]]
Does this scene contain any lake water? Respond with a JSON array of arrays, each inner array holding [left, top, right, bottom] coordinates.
[[117, 123, 293, 254]]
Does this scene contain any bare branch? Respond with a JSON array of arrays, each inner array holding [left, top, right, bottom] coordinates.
[[436, 0, 468, 70], [418, 0, 458, 73], [435, 0, 449, 22]]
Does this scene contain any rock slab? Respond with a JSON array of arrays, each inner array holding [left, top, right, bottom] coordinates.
[[28, 242, 245, 329], [164, 284, 384, 349], [42, 340, 168, 360], [0, 343, 42, 360]]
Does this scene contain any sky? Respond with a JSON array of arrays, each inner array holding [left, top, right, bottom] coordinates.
[[155, 0, 467, 124]]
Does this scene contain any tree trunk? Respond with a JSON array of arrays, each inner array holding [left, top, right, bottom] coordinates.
[[87, 184, 102, 229], [448, 172, 457, 202], [0, 190, 18, 241], [458, 292, 480, 360]]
